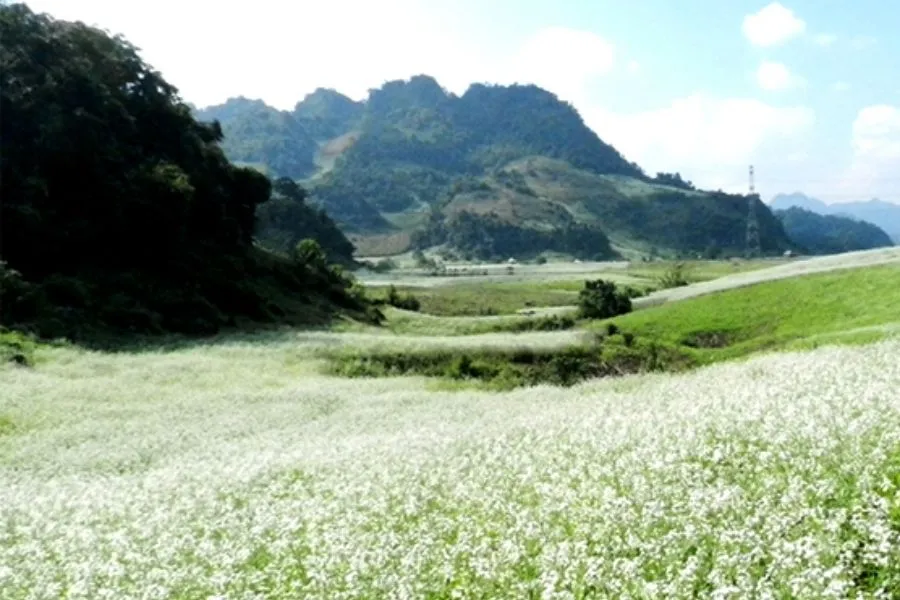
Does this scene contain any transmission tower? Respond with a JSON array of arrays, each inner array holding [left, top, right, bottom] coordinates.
[[745, 165, 761, 257]]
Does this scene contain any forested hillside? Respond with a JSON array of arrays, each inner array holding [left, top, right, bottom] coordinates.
[[0, 4, 375, 342], [771, 193, 900, 243], [197, 76, 794, 260], [775, 207, 894, 255]]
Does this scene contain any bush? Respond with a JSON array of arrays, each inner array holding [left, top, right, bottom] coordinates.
[[364, 258, 397, 273], [385, 285, 421, 311], [293, 239, 328, 270], [657, 262, 692, 289], [501, 315, 576, 333], [0, 329, 38, 367], [577, 279, 632, 320]]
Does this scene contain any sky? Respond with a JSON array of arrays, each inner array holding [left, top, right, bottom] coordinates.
[[21, 0, 900, 204]]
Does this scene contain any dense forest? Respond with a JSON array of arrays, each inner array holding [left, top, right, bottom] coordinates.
[[0, 4, 375, 343], [774, 207, 894, 255]]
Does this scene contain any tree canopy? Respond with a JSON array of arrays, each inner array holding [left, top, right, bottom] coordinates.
[[0, 3, 374, 341]]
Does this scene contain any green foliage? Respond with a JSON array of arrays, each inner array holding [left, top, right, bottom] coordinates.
[[413, 210, 616, 261], [377, 281, 579, 317], [0, 328, 38, 367], [577, 280, 633, 320], [327, 334, 690, 390], [656, 262, 693, 289], [412, 250, 438, 270], [383, 285, 421, 312], [291, 88, 364, 139], [653, 172, 695, 190], [364, 258, 397, 273], [197, 74, 794, 260], [0, 4, 376, 342], [255, 178, 356, 263], [500, 314, 576, 332], [775, 207, 894, 255], [598, 262, 900, 363], [194, 97, 318, 179]]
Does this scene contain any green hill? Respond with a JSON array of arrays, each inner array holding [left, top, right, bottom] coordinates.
[[195, 75, 795, 260], [0, 4, 375, 344], [775, 206, 895, 254]]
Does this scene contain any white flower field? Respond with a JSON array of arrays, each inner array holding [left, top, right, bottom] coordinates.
[[2, 333, 899, 598]]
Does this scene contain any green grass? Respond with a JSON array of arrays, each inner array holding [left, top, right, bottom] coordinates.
[[598, 262, 900, 364], [325, 334, 692, 391], [625, 258, 783, 283], [333, 262, 900, 388], [368, 281, 581, 316]]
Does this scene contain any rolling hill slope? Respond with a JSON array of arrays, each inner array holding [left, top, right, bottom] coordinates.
[[195, 75, 794, 260]]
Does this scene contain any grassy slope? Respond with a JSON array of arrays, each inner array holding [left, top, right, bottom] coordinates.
[[331, 256, 900, 387], [600, 262, 900, 361], [361, 258, 781, 318], [351, 156, 787, 258]]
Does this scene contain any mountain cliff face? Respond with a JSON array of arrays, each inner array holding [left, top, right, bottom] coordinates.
[[195, 76, 794, 259], [771, 193, 900, 242]]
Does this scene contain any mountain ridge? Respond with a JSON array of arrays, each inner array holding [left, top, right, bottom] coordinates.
[[196, 75, 795, 260], [770, 192, 900, 242], [774, 206, 894, 255]]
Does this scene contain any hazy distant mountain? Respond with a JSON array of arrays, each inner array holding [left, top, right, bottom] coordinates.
[[774, 207, 893, 255], [770, 193, 900, 242]]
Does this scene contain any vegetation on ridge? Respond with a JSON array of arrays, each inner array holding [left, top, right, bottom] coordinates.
[[0, 4, 376, 344], [775, 206, 894, 255], [195, 78, 796, 260]]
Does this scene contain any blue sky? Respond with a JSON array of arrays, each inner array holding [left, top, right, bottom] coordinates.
[[22, 0, 900, 204]]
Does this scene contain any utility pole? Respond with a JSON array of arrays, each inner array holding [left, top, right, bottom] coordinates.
[[746, 165, 761, 258]]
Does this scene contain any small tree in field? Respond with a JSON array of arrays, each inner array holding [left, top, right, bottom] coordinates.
[[577, 279, 632, 320]]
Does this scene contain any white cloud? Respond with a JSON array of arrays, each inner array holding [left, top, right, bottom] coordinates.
[[831, 81, 851, 93], [24, 0, 484, 109], [584, 96, 815, 191], [755, 61, 804, 91], [813, 33, 837, 46], [498, 27, 615, 105], [742, 3, 806, 47], [626, 60, 641, 76], [837, 105, 900, 203], [23, 0, 818, 197], [849, 35, 878, 50]]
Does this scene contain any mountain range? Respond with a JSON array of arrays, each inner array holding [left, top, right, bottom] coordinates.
[[197, 75, 798, 260], [770, 193, 900, 243], [773, 207, 893, 255]]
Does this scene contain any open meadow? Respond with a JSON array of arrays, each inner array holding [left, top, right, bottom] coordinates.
[[2, 250, 900, 598]]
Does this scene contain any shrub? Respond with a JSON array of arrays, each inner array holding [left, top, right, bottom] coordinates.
[[0, 329, 38, 367], [502, 315, 576, 333], [577, 279, 632, 320], [366, 258, 397, 273], [385, 285, 421, 312], [293, 238, 328, 271], [657, 261, 692, 289]]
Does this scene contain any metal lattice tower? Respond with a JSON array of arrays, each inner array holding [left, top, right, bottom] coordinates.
[[746, 165, 761, 257]]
